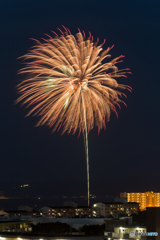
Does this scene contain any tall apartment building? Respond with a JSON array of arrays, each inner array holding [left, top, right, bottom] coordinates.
[[120, 191, 160, 210]]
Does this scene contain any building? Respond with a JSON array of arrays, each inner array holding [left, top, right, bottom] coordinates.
[[120, 191, 160, 210], [40, 206, 75, 218], [104, 225, 147, 240], [105, 217, 132, 232], [0, 210, 39, 218], [92, 202, 139, 217], [146, 207, 160, 240], [0, 220, 32, 232], [75, 206, 92, 217], [40, 206, 92, 218]]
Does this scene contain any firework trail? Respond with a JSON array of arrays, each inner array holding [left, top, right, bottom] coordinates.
[[16, 27, 132, 206]]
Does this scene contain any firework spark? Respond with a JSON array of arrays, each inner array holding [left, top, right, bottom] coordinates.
[[16, 27, 132, 206]]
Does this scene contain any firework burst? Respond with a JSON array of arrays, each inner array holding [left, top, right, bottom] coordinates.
[[16, 27, 132, 206]]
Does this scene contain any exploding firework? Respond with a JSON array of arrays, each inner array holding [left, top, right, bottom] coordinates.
[[16, 26, 132, 206]]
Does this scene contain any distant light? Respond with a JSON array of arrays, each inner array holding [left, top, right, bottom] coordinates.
[[20, 184, 29, 188], [18, 238, 22, 240]]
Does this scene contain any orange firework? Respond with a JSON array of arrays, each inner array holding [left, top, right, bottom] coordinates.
[[16, 27, 131, 136], [16, 27, 132, 206]]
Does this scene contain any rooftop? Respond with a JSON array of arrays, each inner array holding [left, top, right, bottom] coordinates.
[[0, 220, 32, 223], [48, 206, 74, 209], [4, 210, 38, 213], [100, 202, 139, 205], [75, 206, 91, 209]]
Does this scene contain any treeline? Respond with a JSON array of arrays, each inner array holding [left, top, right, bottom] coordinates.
[[31, 222, 105, 235], [79, 224, 105, 235]]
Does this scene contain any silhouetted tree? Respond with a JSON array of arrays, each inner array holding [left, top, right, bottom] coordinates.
[[79, 224, 105, 235], [31, 222, 77, 234]]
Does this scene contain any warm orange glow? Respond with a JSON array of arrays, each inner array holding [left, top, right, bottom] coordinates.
[[120, 192, 160, 210]]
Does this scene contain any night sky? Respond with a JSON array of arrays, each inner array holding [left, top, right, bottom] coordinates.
[[1, 0, 160, 196]]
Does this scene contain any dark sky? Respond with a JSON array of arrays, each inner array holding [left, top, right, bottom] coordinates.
[[1, 0, 160, 196]]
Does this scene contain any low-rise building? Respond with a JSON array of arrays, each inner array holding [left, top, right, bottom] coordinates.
[[40, 206, 92, 218], [40, 206, 75, 218], [0, 220, 32, 232], [75, 206, 92, 217], [0, 210, 39, 218], [105, 217, 132, 232], [104, 225, 147, 240], [92, 202, 139, 217]]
